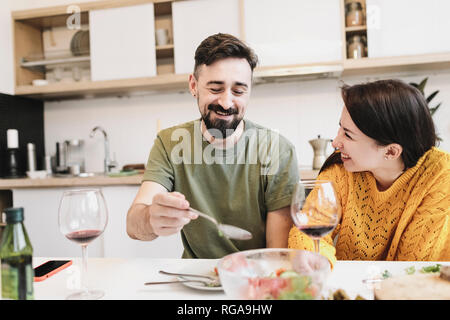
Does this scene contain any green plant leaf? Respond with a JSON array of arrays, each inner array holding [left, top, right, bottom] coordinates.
[[418, 77, 428, 94], [429, 102, 442, 116], [426, 90, 439, 103]]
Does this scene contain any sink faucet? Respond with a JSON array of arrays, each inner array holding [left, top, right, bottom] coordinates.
[[89, 126, 117, 173]]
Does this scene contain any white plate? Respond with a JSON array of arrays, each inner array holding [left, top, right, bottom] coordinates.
[[176, 260, 223, 291]]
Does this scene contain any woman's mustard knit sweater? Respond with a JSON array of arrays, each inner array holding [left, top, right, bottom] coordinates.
[[288, 147, 450, 265]]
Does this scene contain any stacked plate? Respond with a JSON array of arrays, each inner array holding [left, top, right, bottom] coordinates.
[[70, 30, 90, 56]]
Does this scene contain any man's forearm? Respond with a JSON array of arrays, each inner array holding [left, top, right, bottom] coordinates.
[[266, 207, 292, 248], [126, 203, 158, 241]]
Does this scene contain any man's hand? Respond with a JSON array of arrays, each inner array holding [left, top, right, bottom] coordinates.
[[149, 192, 198, 236]]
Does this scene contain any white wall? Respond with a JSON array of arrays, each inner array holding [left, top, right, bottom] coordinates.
[[3, 0, 450, 170], [43, 72, 450, 173], [2, 0, 450, 260]]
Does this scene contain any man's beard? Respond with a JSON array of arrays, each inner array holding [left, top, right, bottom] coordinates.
[[201, 103, 242, 139]]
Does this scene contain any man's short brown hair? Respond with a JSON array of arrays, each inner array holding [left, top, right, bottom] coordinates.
[[193, 33, 258, 78]]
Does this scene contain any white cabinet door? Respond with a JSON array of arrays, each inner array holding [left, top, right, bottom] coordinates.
[[14, 186, 183, 259], [244, 0, 343, 67], [14, 188, 105, 258], [101, 186, 183, 259], [366, 0, 450, 57], [172, 0, 241, 74], [89, 3, 157, 81]]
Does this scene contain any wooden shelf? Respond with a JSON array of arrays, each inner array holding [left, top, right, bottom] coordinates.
[[21, 55, 90, 68], [156, 44, 174, 59], [342, 52, 450, 76], [345, 25, 366, 32], [15, 73, 189, 100]]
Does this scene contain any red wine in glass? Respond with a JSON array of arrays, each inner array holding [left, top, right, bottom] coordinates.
[[58, 189, 108, 300], [66, 229, 103, 245], [298, 225, 335, 239], [291, 180, 341, 254]]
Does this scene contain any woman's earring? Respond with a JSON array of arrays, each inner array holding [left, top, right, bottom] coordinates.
[[384, 156, 389, 160]]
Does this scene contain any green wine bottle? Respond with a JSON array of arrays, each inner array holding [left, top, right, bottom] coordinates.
[[0, 207, 34, 300]]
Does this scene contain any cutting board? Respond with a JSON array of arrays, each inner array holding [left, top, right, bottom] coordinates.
[[374, 273, 450, 300]]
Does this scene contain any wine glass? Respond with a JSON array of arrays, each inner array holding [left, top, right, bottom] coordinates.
[[58, 189, 108, 300], [291, 180, 340, 254]]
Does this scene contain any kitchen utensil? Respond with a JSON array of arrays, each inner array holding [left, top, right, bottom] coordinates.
[[309, 135, 332, 170], [144, 279, 221, 287], [27, 143, 36, 172], [70, 30, 90, 56], [217, 248, 330, 300], [362, 278, 383, 284], [26, 170, 47, 179], [155, 28, 169, 46], [170, 260, 223, 291], [188, 207, 252, 241], [55, 139, 85, 174], [159, 270, 219, 282], [32, 79, 48, 86]]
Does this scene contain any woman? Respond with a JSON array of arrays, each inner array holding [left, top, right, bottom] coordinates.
[[289, 79, 450, 266]]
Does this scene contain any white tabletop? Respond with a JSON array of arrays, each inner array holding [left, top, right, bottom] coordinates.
[[31, 257, 447, 300]]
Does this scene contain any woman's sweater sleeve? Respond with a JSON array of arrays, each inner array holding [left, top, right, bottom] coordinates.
[[395, 169, 450, 261]]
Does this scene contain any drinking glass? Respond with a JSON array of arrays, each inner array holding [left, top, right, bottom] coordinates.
[[291, 180, 340, 254], [58, 189, 108, 299]]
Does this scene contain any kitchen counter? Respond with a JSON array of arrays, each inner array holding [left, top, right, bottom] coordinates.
[[0, 169, 319, 189], [0, 174, 143, 189]]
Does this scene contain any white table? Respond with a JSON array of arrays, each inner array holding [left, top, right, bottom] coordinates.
[[32, 257, 447, 300]]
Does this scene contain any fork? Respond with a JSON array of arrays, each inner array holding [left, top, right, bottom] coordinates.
[[144, 279, 214, 286], [158, 270, 218, 281]]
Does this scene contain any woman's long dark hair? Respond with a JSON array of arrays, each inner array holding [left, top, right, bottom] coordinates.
[[320, 79, 437, 174]]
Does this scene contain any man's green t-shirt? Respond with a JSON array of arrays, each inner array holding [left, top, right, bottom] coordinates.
[[143, 119, 299, 258]]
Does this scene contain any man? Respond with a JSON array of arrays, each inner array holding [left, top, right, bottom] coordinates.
[[126, 33, 299, 258]]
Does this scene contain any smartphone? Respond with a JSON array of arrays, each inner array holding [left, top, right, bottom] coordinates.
[[34, 260, 73, 282]]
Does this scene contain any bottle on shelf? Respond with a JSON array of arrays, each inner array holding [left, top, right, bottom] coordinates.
[[345, 1, 364, 27], [347, 35, 367, 59], [0, 207, 34, 300]]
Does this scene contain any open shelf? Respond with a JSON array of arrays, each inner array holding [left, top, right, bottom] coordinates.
[[156, 44, 174, 59], [21, 55, 90, 69], [154, 1, 174, 75], [10, 0, 450, 101], [345, 25, 367, 32], [15, 73, 190, 100], [343, 0, 367, 60], [342, 52, 450, 76]]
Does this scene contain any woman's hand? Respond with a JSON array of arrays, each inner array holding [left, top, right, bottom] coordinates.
[[292, 250, 331, 274]]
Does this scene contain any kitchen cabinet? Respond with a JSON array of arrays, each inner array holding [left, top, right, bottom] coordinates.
[[89, 3, 157, 81], [342, 0, 450, 76], [366, 0, 450, 58], [12, 0, 190, 100], [14, 186, 183, 259], [172, 0, 241, 74], [243, 0, 343, 67], [10, 0, 450, 100]]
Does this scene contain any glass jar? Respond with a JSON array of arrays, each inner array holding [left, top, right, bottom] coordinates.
[[347, 35, 366, 59], [346, 2, 364, 27]]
